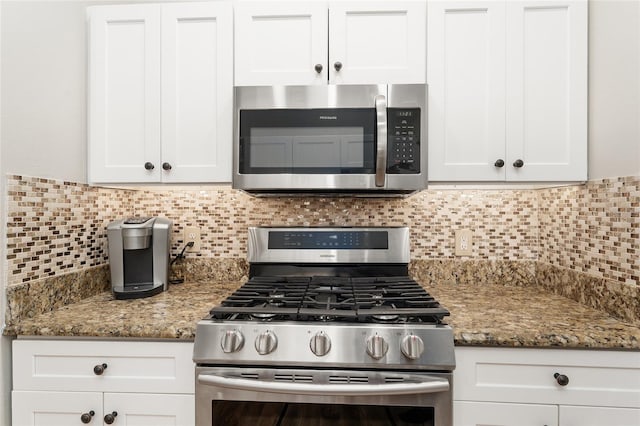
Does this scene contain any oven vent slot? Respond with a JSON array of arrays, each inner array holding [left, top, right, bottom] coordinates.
[[384, 376, 406, 383], [274, 374, 313, 383], [240, 373, 260, 380], [329, 375, 369, 384]]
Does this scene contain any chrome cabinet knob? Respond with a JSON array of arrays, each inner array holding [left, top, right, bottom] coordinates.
[[366, 334, 388, 359], [401, 334, 424, 360], [310, 331, 331, 357], [221, 330, 244, 353], [255, 330, 277, 355]]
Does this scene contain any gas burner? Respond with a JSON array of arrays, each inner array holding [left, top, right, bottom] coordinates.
[[371, 314, 400, 322], [317, 315, 336, 322]]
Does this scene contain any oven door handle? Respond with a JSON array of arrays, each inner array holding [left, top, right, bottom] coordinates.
[[198, 373, 449, 396]]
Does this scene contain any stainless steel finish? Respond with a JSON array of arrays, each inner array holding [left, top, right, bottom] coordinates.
[[309, 331, 331, 357], [375, 94, 388, 187], [401, 334, 425, 360], [366, 335, 389, 360], [193, 225, 454, 426], [247, 226, 410, 264], [221, 330, 244, 353], [195, 367, 453, 426], [194, 321, 455, 371], [255, 330, 278, 355], [121, 227, 152, 250], [235, 84, 387, 110], [232, 84, 427, 195], [198, 370, 449, 396], [106, 217, 172, 297]]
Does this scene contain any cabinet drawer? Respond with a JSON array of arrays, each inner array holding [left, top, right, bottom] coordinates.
[[454, 347, 640, 408], [13, 340, 194, 393]]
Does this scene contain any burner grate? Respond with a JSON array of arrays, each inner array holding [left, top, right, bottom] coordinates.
[[210, 275, 449, 324]]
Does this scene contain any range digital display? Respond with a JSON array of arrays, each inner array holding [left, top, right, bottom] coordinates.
[[268, 231, 388, 250]]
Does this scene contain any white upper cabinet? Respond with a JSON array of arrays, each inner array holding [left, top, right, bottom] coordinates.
[[427, 1, 506, 181], [88, 5, 162, 183], [234, 2, 328, 86], [160, 2, 233, 183], [505, 0, 588, 181], [88, 2, 233, 184], [328, 1, 427, 85], [234, 0, 427, 86], [428, 0, 587, 182]]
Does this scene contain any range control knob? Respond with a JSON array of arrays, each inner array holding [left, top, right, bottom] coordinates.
[[366, 334, 388, 360], [255, 330, 278, 355], [310, 331, 331, 357], [221, 329, 244, 353], [401, 334, 425, 360]]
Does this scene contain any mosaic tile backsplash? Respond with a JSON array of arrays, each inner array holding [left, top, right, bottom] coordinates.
[[4, 175, 639, 316], [539, 176, 639, 286], [5, 176, 134, 286], [133, 188, 538, 261]]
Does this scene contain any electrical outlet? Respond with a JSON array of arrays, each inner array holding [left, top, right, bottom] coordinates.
[[455, 229, 473, 256], [183, 226, 201, 252]]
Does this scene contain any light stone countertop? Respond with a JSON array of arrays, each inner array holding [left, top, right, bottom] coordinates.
[[5, 280, 640, 350]]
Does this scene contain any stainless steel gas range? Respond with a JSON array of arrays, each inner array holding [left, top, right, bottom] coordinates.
[[193, 227, 455, 426]]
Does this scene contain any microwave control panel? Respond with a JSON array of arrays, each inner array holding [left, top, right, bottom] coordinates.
[[387, 108, 420, 174]]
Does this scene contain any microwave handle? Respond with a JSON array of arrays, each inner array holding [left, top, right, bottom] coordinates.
[[375, 95, 387, 187]]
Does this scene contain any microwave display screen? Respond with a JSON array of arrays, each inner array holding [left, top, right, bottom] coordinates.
[[239, 109, 376, 174]]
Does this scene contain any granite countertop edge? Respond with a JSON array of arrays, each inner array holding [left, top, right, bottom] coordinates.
[[4, 280, 640, 351]]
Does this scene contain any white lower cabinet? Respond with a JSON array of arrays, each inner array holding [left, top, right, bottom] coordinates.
[[454, 347, 640, 426], [12, 340, 195, 426], [455, 401, 558, 426], [559, 405, 640, 426]]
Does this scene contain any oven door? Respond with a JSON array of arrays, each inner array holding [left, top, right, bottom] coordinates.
[[195, 367, 453, 426]]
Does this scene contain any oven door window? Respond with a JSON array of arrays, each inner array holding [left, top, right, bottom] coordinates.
[[239, 108, 376, 174], [211, 401, 434, 426]]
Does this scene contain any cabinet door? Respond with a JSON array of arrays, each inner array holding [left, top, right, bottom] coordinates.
[[427, 0, 506, 181], [454, 401, 558, 426], [560, 406, 640, 426], [234, 1, 328, 86], [88, 5, 161, 183], [12, 391, 103, 426], [329, 0, 426, 84], [103, 393, 194, 426], [505, 0, 587, 181], [161, 2, 233, 183]]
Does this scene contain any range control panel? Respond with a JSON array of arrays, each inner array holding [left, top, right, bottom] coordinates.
[[386, 108, 421, 174]]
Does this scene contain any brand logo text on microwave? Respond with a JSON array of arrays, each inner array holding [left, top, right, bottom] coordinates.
[[319, 116, 338, 120]]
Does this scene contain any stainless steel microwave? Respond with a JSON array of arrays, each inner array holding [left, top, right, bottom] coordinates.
[[233, 84, 427, 196]]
